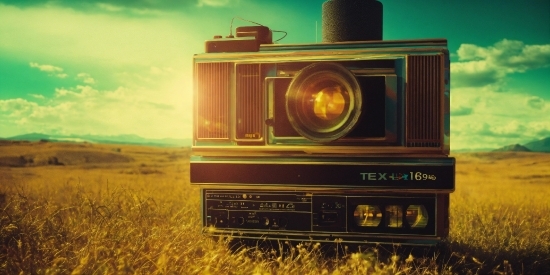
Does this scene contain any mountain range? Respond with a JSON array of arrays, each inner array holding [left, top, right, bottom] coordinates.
[[493, 137, 550, 153], [0, 133, 191, 147], [2, 133, 549, 152]]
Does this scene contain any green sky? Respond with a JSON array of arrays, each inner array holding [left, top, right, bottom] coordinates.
[[0, 0, 549, 150]]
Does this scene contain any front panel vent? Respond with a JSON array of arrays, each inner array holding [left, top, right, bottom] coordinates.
[[195, 62, 231, 140], [406, 55, 442, 147], [236, 64, 264, 141]]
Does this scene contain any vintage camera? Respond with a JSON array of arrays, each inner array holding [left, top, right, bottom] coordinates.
[[191, 0, 454, 245]]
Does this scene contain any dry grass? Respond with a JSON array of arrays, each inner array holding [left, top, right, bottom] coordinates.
[[446, 152, 550, 274], [1, 142, 549, 274]]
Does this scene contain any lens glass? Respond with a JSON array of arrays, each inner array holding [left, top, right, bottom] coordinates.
[[406, 205, 429, 228], [353, 205, 382, 227], [286, 63, 362, 142], [385, 205, 403, 228], [313, 85, 346, 121], [300, 78, 351, 132]]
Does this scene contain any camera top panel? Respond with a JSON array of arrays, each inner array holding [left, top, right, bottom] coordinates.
[[199, 38, 448, 58]]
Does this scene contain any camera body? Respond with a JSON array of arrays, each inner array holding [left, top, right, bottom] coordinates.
[[190, 37, 454, 245]]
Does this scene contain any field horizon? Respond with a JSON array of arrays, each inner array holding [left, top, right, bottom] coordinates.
[[1, 141, 549, 274]]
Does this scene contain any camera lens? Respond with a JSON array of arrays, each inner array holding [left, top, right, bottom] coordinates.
[[286, 62, 362, 142]]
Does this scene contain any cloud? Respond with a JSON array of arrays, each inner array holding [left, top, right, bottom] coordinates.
[[29, 62, 62, 73], [55, 85, 99, 98], [0, 98, 38, 117], [451, 86, 550, 150], [197, 0, 232, 7], [451, 106, 473, 116], [0, 0, 241, 13], [0, 0, 265, 139], [0, 66, 191, 139], [526, 96, 546, 110], [451, 61, 501, 88], [30, 62, 68, 78], [452, 39, 550, 88], [30, 94, 45, 99], [77, 73, 95, 84], [0, 4, 203, 69], [450, 39, 550, 150]]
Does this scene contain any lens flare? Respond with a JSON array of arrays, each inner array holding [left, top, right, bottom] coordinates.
[[313, 86, 346, 120]]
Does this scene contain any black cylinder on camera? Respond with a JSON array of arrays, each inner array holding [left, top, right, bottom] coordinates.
[[322, 0, 383, 42]]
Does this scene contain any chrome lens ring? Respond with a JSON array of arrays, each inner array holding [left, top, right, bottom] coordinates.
[[286, 62, 362, 142]]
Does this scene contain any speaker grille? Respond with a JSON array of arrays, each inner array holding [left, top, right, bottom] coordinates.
[[406, 55, 442, 147], [195, 62, 231, 140], [236, 64, 264, 141]]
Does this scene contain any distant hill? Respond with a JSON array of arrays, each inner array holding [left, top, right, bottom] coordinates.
[[1, 133, 191, 147], [452, 147, 499, 153], [492, 136, 550, 153], [493, 144, 531, 152], [523, 137, 550, 153], [3, 133, 51, 141]]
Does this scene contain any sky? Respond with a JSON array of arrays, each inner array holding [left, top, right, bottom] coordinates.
[[0, 0, 549, 151]]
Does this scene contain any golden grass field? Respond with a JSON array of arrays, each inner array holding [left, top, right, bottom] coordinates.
[[1, 140, 549, 274]]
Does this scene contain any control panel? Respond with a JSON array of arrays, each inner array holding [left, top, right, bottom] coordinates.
[[202, 189, 438, 236]]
